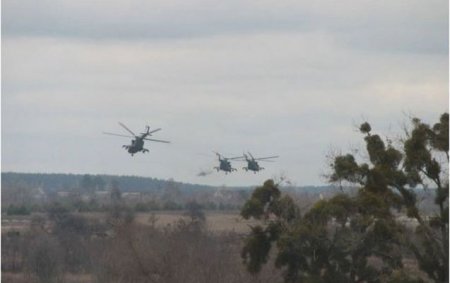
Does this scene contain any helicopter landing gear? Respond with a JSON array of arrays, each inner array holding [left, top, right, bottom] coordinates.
[[142, 148, 149, 153]]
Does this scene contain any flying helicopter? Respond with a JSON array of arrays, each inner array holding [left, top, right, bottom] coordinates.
[[213, 151, 242, 174], [103, 122, 170, 156], [242, 152, 279, 173]]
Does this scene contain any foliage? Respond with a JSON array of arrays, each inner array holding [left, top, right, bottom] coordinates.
[[241, 113, 448, 283], [1, 172, 214, 193], [6, 204, 31, 215]]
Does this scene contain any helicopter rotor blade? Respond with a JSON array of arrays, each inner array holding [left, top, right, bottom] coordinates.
[[118, 122, 136, 137], [148, 128, 162, 134], [144, 138, 170, 143], [255, 155, 279, 160], [228, 155, 245, 160], [212, 151, 243, 161], [247, 151, 255, 160], [103, 132, 134, 138]]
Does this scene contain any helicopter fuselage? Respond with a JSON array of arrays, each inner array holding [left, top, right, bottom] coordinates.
[[105, 123, 169, 156], [246, 160, 262, 172], [220, 160, 232, 172], [124, 135, 148, 155], [214, 159, 236, 173]]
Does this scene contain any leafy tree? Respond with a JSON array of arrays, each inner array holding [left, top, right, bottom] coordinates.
[[241, 114, 448, 283], [401, 114, 448, 282]]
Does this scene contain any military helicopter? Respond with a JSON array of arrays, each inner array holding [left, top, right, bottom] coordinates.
[[213, 151, 242, 174], [103, 122, 170, 156], [242, 152, 279, 173]]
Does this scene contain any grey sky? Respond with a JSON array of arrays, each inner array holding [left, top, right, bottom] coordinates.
[[2, 0, 448, 186]]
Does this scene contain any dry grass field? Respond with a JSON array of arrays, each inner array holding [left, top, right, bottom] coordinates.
[[1, 210, 433, 283], [2, 210, 278, 283], [134, 211, 258, 233], [1, 210, 259, 234]]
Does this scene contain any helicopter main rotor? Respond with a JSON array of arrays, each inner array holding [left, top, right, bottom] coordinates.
[[244, 151, 279, 162], [103, 122, 170, 155], [118, 122, 137, 137], [213, 151, 242, 161]]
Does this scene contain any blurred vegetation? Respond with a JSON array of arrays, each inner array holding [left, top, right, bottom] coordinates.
[[2, 113, 447, 283], [2, 201, 282, 283], [241, 113, 448, 283], [6, 205, 32, 216]]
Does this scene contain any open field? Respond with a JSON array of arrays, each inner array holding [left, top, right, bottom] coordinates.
[[136, 211, 258, 233], [2, 211, 259, 234], [2, 210, 279, 283], [1, 210, 433, 283]]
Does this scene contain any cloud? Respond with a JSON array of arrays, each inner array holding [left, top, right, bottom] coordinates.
[[2, 0, 448, 186], [2, 0, 448, 54], [3, 33, 446, 117]]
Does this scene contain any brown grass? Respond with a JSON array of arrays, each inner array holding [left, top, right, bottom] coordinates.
[[2, 211, 260, 235], [134, 211, 260, 233]]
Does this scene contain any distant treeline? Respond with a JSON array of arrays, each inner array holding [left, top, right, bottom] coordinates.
[[1, 172, 337, 194], [1, 172, 215, 193]]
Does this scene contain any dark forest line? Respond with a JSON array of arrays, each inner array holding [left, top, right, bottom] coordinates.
[[1, 172, 334, 194]]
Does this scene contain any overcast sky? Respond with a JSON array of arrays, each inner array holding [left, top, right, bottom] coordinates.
[[2, 0, 448, 187]]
